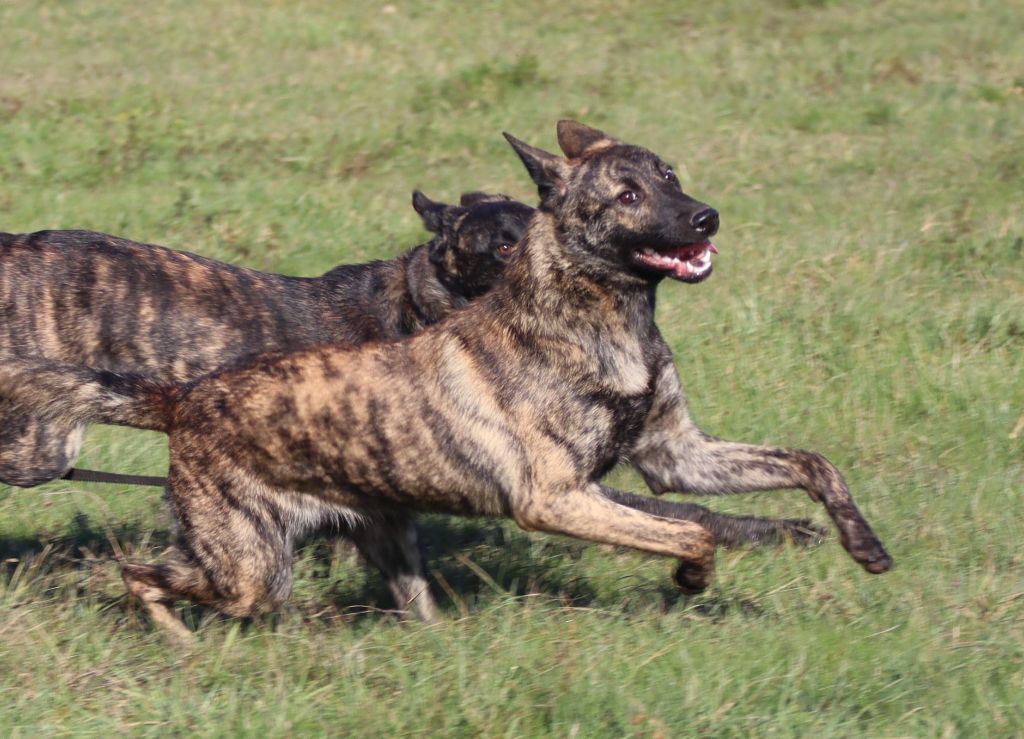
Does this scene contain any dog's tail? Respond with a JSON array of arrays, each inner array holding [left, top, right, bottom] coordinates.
[[0, 358, 174, 432]]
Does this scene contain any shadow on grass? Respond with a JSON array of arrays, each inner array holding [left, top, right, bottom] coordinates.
[[0, 511, 173, 568], [1, 511, 763, 630], [302, 514, 610, 624]]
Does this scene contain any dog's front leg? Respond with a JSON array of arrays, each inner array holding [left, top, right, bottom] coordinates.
[[598, 487, 826, 548], [512, 483, 716, 594], [629, 363, 892, 574]]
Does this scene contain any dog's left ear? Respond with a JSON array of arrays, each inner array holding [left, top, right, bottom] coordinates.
[[413, 191, 466, 264], [412, 191, 451, 234], [556, 120, 618, 159], [503, 133, 569, 205]]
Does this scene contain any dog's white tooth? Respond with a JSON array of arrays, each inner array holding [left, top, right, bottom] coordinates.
[[642, 247, 655, 255]]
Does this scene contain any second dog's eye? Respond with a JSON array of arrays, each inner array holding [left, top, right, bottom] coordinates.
[[496, 243, 514, 254], [618, 191, 640, 205], [664, 168, 677, 183]]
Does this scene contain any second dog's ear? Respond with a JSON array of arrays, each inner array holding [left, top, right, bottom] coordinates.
[[503, 133, 569, 205], [556, 120, 617, 159], [412, 191, 450, 234]]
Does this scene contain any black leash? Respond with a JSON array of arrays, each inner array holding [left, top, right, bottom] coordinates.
[[61, 467, 167, 487]]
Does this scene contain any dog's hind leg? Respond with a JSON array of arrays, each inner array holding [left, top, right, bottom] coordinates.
[[599, 488, 827, 548], [347, 513, 438, 623], [122, 462, 297, 640], [122, 557, 209, 644], [512, 482, 717, 594], [0, 398, 84, 487]]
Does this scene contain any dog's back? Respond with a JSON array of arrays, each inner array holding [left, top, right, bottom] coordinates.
[[0, 195, 532, 381], [0, 195, 533, 487], [0, 230, 354, 380]]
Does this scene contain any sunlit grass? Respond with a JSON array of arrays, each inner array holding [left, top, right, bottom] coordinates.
[[1, 0, 1022, 734]]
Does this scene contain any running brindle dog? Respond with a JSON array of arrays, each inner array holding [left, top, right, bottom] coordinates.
[[1, 122, 888, 638], [1, 187, 819, 621]]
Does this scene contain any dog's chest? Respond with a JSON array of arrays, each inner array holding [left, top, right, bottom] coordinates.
[[591, 329, 652, 396], [558, 358, 656, 479], [581, 330, 664, 475], [590, 387, 655, 474]]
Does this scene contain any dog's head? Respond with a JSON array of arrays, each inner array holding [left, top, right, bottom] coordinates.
[[412, 190, 534, 298], [504, 121, 719, 285]]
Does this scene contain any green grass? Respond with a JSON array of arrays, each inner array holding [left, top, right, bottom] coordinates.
[[1, 0, 1022, 734]]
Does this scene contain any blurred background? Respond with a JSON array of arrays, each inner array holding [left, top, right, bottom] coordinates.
[[1, 0, 1021, 734]]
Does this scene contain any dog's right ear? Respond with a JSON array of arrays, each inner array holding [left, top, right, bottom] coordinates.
[[412, 190, 448, 234], [503, 133, 569, 205]]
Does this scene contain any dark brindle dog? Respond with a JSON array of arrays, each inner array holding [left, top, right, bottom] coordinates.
[[0, 192, 532, 620], [1, 122, 890, 638], [0, 191, 528, 489]]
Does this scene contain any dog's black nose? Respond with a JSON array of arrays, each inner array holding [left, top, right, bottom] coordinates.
[[690, 208, 719, 236]]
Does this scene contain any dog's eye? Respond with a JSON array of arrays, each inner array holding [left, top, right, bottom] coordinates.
[[618, 190, 640, 205], [496, 243, 514, 254], [664, 168, 678, 183]]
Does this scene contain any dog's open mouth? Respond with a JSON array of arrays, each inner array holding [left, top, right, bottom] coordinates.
[[632, 241, 717, 283]]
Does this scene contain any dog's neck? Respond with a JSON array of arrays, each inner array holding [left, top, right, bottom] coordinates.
[[501, 212, 659, 336], [403, 243, 468, 326]]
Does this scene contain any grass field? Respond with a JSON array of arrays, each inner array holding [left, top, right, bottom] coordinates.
[[1, 0, 1022, 734]]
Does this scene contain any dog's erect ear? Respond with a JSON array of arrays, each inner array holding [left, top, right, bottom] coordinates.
[[503, 133, 569, 203], [556, 120, 618, 159], [459, 191, 513, 206], [412, 190, 450, 234], [412, 191, 466, 265]]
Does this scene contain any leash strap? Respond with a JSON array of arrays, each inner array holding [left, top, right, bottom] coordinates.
[[61, 467, 167, 487]]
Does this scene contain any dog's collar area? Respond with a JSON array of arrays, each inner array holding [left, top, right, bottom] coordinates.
[[632, 241, 716, 283]]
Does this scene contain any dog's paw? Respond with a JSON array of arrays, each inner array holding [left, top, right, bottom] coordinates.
[[848, 535, 894, 574], [673, 559, 714, 595], [838, 526, 894, 574]]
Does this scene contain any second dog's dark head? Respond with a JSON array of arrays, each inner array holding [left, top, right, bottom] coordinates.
[[413, 191, 534, 299], [504, 121, 719, 286]]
